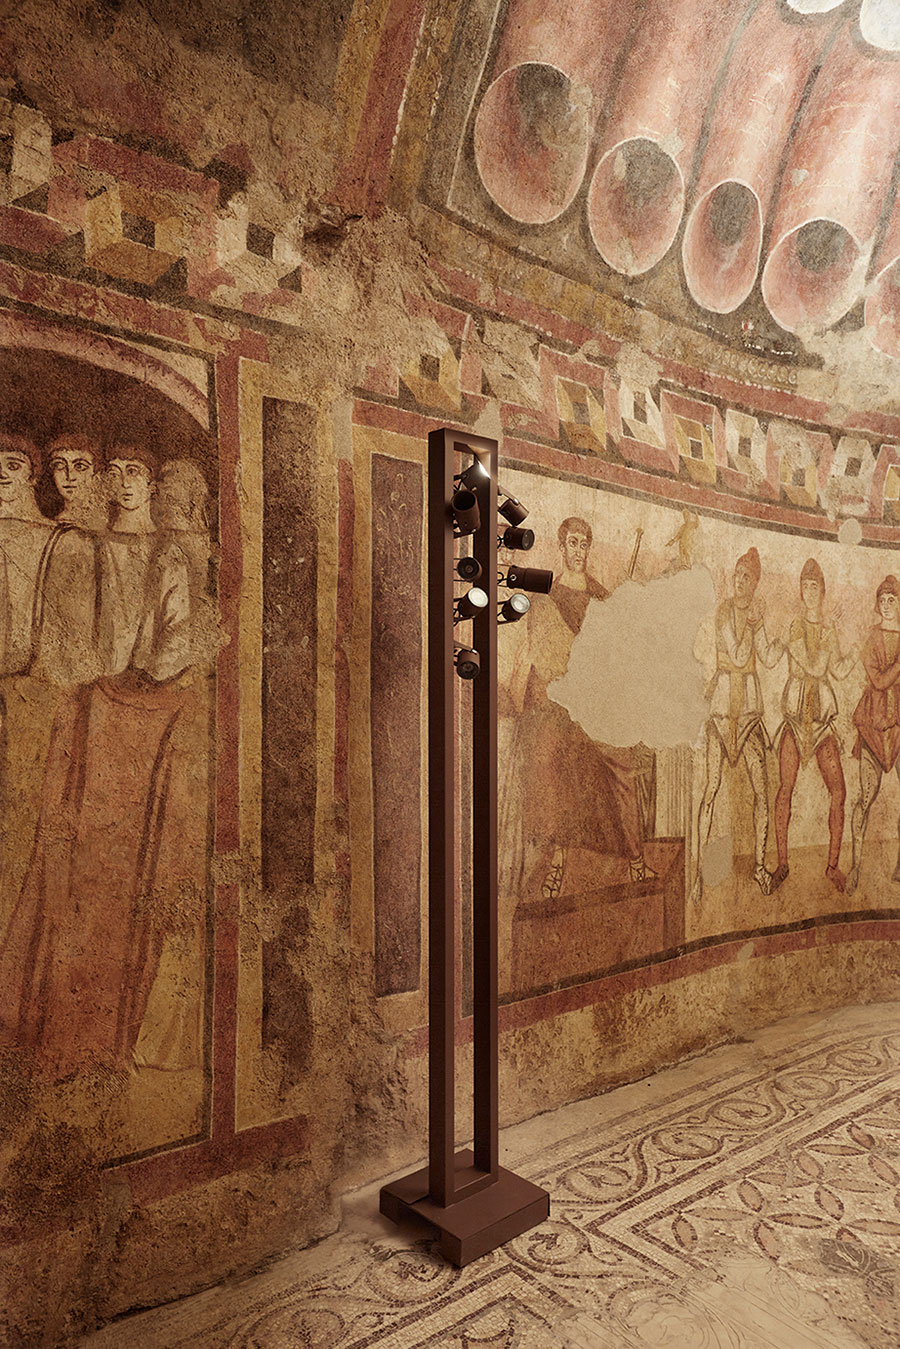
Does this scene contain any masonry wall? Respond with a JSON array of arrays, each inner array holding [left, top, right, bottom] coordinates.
[[1, 3, 899, 1345]]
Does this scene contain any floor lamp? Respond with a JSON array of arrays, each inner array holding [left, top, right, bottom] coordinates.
[[380, 427, 552, 1266]]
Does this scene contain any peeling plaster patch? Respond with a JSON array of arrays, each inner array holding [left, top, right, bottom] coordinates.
[[821, 477, 840, 522], [838, 517, 863, 546], [792, 167, 810, 186], [658, 131, 684, 160], [473, 398, 502, 441], [614, 340, 662, 391], [549, 567, 715, 749], [471, 320, 542, 408], [702, 833, 732, 892], [797, 327, 900, 414]]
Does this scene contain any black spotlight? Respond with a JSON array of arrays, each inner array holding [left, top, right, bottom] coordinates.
[[456, 556, 482, 581], [500, 593, 530, 624], [456, 459, 490, 490], [452, 488, 480, 536], [454, 644, 480, 679], [500, 525, 534, 551], [455, 586, 489, 621], [498, 487, 528, 526], [506, 565, 554, 594]]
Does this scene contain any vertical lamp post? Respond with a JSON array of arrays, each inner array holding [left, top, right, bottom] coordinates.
[[379, 428, 552, 1265]]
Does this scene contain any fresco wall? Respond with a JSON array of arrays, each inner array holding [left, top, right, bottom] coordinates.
[[1, 0, 900, 1342]]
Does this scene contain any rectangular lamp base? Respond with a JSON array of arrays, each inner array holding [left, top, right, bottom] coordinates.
[[379, 1152, 550, 1266]]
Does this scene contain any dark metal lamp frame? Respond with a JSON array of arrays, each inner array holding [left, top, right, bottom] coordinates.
[[379, 427, 550, 1266]]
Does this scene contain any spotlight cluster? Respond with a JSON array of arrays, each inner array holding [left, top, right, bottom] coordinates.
[[450, 456, 554, 674]]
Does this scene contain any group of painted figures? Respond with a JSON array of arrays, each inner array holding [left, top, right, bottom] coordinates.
[[0, 432, 212, 1080], [695, 545, 900, 901], [503, 516, 900, 907]]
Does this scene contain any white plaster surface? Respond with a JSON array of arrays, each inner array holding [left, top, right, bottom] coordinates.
[[549, 566, 716, 748]]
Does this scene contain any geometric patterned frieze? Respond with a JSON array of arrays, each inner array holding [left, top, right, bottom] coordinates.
[[0, 101, 51, 207], [723, 408, 771, 498], [84, 183, 182, 286], [769, 419, 834, 510], [829, 435, 877, 518], [557, 375, 607, 454], [614, 378, 676, 474], [661, 390, 721, 486]]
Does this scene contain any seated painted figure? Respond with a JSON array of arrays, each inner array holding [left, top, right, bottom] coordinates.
[[503, 516, 656, 901]]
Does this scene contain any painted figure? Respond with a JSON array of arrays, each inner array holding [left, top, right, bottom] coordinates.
[[0, 435, 61, 930], [31, 436, 103, 690], [772, 558, 854, 893], [847, 574, 900, 895], [97, 445, 192, 679], [505, 516, 655, 900], [154, 457, 215, 651], [0, 434, 55, 676], [0, 446, 204, 1078], [46, 433, 106, 529], [667, 508, 699, 571], [693, 547, 782, 902]]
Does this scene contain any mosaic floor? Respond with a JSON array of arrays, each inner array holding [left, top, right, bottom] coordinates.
[[85, 1002, 900, 1348]]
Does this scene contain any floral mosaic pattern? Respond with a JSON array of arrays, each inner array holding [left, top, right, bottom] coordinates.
[[85, 1003, 900, 1348]]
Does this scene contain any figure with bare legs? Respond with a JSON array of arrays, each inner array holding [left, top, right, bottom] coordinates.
[[693, 547, 782, 903], [771, 558, 855, 894], [846, 575, 900, 896]]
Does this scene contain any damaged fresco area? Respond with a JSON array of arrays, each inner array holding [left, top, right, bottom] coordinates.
[[498, 467, 900, 1000], [0, 346, 219, 1166]]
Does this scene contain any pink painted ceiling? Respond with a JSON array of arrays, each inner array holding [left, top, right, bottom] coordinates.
[[471, 0, 900, 355]]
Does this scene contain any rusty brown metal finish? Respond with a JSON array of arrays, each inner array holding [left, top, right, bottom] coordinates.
[[380, 427, 549, 1259]]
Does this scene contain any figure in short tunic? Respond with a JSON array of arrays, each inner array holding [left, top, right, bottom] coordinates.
[[694, 546, 782, 901], [772, 558, 854, 893], [847, 574, 900, 894]]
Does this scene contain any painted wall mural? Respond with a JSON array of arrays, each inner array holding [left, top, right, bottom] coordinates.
[[491, 464, 900, 1001], [0, 347, 217, 1161], [4, 5, 900, 1333]]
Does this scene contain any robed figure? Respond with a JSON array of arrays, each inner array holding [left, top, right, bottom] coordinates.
[[0, 446, 205, 1078]]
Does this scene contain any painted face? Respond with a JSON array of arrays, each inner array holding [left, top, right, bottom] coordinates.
[[879, 591, 900, 623], [51, 448, 96, 502], [801, 578, 822, 611], [0, 450, 34, 504], [733, 565, 755, 605], [561, 531, 590, 573], [107, 459, 154, 511]]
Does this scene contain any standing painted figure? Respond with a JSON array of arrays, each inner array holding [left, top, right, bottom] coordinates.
[[772, 558, 855, 894], [847, 574, 900, 895], [693, 547, 782, 902]]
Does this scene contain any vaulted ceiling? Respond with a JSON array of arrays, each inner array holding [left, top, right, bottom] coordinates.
[[470, 0, 900, 356]]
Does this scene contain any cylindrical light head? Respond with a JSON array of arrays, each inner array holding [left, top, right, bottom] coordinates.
[[454, 644, 480, 679], [456, 556, 482, 582], [499, 495, 528, 526], [500, 525, 535, 551], [506, 565, 554, 594], [456, 459, 490, 490], [455, 586, 489, 621], [452, 488, 480, 536], [500, 593, 530, 624]]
